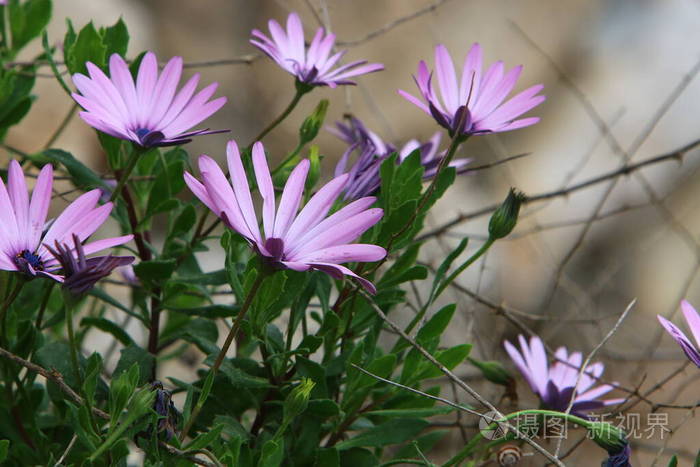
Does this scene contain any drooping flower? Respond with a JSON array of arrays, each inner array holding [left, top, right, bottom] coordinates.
[[330, 117, 470, 200], [658, 300, 700, 368], [71, 52, 227, 147], [184, 140, 386, 293], [504, 335, 623, 416], [399, 43, 545, 137], [0, 160, 132, 281], [45, 234, 134, 296], [250, 12, 384, 88], [602, 442, 632, 467]]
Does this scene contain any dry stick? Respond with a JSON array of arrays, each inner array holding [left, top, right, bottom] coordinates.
[[651, 406, 695, 467], [0, 346, 109, 420], [416, 138, 700, 242], [554, 299, 636, 459], [336, 0, 453, 47], [356, 289, 565, 467], [54, 435, 77, 466], [0, 347, 217, 466], [517, 18, 700, 344]]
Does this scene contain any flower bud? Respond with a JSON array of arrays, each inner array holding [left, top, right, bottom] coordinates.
[[468, 357, 514, 387], [299, 99, 329, 144], [488, 188, 526, 240], [283, 378, 315, 422], [587, 421, 628, 455], [305, 146, 322, 191]]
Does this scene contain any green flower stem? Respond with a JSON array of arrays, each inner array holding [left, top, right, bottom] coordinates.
[[109, 144, 146, 203], [250, 86, 308, 144], [64, 297, 100, 434], [271, 139, 305, 175], [442, 409, 592, 466], [0, 277, 24, 344], [179, 270, 269, 442], [434, 237, 495, 299], [41, 32, 72, 97]]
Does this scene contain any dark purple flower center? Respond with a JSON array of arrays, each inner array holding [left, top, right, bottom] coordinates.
[[134, 128, 165, 147], [264, 237, 285, 261], [14, 250, 44, 274]]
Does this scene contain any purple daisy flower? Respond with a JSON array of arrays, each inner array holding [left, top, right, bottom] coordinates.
[[658, 300, 700, 368], [184, 140, 386, 293], [71, 52, 227, 147], [399, 43, 545, 137], [250, 12, 384, 88], [0, 160, 133, 282], [504, 335, 624, 416], [45, 234, 134, 296], [331, 117, 471, 200]]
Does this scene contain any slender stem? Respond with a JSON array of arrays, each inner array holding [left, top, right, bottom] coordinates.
[[110, 145, 144, 203], [271, 140, 305, 175], [251, 89, 305, 144], [41, 32, 72, 97], [434, 237, 495, 299], [0, 278, 23, 344], [179, 271, 268, 441], [64, 302, 82, 388], [34, 281, 55, 330]]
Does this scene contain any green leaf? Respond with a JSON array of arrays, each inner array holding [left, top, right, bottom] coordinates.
[[295, 356, 328, 398], [113, 345, 154, 386], [416, 344, 472, 380], [80, 317, 135, 347], [336, 418, 429, 450], [35, 341, 83, 389], [339, 448, 378, 467], [416, 304, 457, 344], [9, 0, 52, 52], [259, 439, 284, 467], [315, 448, 339, 467], [354, 354, 396, 389], [0, 439, 9, 463], [134, 259, 177, 284], [668, 455, 677, 467], [65, 21, 107, 75], [42, 149, 107, 191], [101, 17, 129, 57], [184, 423, 224, 451]]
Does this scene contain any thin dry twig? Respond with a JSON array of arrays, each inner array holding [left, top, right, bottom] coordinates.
[[555, 299, 636, 458], [416, 138, 700, 242], [357, 289, 565, 466]]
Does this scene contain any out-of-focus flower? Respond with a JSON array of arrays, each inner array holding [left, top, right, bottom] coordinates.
[[0, 161, 132, 281], [45, 234, 133, 296], [504, 335, 624, 416], [602, 442, 632, 467], [119, 264, 139, 286], [399, 43, 545, 137], [71, 52, 227, 147], [250, 12, 383, 88], [330, 117, 470, 200], [184, 140, 386, 293], [658, 300, 700, 368]]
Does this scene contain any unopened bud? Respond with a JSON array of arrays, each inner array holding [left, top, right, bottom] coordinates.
[[299, 99, 329, 144], [489, 188, 526, 239], [468, 357, 513, 387], [283, 378, 315, 422], [305, 146, 322, 191], [587, 422, 628, 455]]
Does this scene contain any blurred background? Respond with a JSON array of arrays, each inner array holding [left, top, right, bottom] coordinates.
[[7, 0, 700, 464]]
